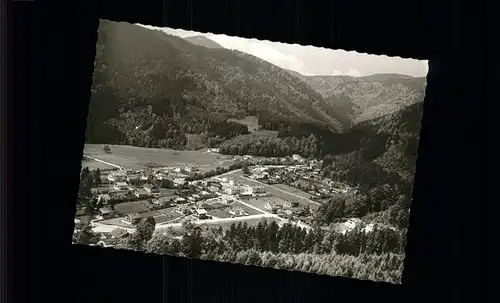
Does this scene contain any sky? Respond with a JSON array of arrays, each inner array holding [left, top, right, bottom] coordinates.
[[139, 25, 429, 78]]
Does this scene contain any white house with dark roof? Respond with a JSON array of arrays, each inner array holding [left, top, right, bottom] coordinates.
[[108, 173, 127, 182], [173, 178, 186, 187], [97, 194, 111, 204], [195, 208, 209, 219], [113, 182, 129, 191]]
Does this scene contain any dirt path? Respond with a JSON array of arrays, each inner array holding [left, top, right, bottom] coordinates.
[[85, 155, 123, 169]]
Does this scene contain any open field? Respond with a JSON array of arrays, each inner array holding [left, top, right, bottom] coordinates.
[[239, 196, 285, 212], [232, 201, 264, 215], [272, 184, 313, 199], [113, 200, 151, 215], [84, 144, 235, 172], [97, 217, 136, 229], [207, 208, 233, 219]]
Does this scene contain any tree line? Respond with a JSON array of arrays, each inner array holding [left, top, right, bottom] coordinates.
[[133, 218, 406, 284]]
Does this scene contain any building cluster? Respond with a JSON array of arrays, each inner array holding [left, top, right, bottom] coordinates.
[[85, 164, 272, 229], [247, 159, 350, 201]]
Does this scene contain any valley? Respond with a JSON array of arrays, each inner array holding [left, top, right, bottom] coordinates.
[[74, 20, 427, 284]]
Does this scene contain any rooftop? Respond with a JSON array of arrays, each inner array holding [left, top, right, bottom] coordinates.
[[110, 228, 129, 238], [196, 209, 208, 215]]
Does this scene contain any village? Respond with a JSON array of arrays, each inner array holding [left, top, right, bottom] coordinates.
[[74, 151, 358, 249]]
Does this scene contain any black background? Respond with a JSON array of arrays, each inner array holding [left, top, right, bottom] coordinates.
[[10, 0, 487, 302]]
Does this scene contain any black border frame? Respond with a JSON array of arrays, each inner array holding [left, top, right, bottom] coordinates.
[[8, 0, 487, 302]]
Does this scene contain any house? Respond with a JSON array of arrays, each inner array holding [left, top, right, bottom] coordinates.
[[134, 188, 149, 198], [292, 154, 304, 162], [195, 208, 209, 219], [228, 207, 246, 217], [152, 196, 171, 206], [113, 182, 129, 191], [97, 194, 111, 204], [264, 202, 278, 211], [143, 184, 160, 194], [207, 181, 221, 189], [108, 173, 127, 182], [184, 165, 197, 173], [224, 186, 240, 195], [207, 148, 220, 153], [124, 213, 142, 225], [240, 185, 253, 196], [254, 172, 269, 180], [173, 178, 186, 187], [173, 167, 183, 173], [154, 173, 167, 181], [126, 174, 141, 182], [174, 197, 187, 204], [110, 228, 129, 239], [253, 186, 265, 194], [97, 238, 118, 248], [99, 207, 112, 219], [140, 174, 149, 181], [283, 200, 300, 208], [345, 218, 363, 229]]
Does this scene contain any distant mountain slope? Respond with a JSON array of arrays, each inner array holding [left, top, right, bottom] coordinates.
[[184, 35, 224, 49], [286, 70, 426, 125], [87, 20, 344, 148], [327, 100, 424, 190]]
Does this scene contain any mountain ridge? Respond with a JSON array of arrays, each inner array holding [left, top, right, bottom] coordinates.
[[184, 35, 225, 49], [284, 69, 426, 125], [87, 20, 345, 149]]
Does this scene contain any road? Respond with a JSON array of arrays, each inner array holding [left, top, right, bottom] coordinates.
[[214, 168, 242, 179], [156, 213, 278, 230], [84, 155, 123, 169], [93, 209, 312, 233]]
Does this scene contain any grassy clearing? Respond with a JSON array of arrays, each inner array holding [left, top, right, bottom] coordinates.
[[239, 197, 275, 212], [113, 200, 151, 215], [84, 144, 233, 171], [272, 184, 312, 199]]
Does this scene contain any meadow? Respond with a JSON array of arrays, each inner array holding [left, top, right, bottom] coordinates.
[[84, 144, 235, 171]]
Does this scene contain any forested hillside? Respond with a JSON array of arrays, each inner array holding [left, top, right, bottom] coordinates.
[[86, 20, 343, 149], [287, 70, 426, 125], [86, 20, 425, 213]]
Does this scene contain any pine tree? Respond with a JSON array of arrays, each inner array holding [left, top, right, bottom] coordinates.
[[127, 216, 156, 251]]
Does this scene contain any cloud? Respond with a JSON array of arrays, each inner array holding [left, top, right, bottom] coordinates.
[[139, 24, 427, 77], [347, 68, 361, 77], [209, 34, 308, 73]]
